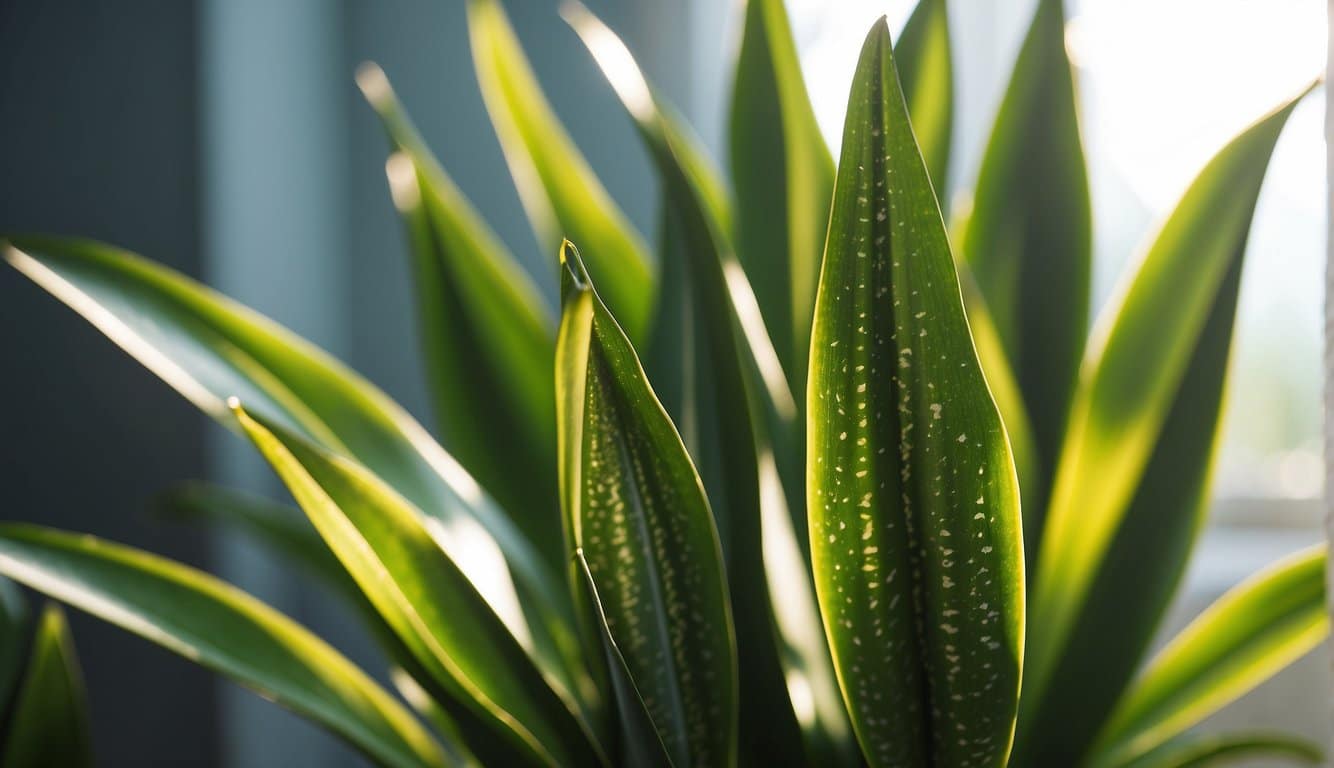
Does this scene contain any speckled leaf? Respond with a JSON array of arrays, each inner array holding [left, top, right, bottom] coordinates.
[[1118, 731, 1323, 768], [957, 0, 1090, 540], [895, 0, 953, 200], [807, 20, 1023, 767], [1020, 86, 1313, 766], [729, 0, 836, 393], [566, 7, 815, 763], [556, 241, 737, 767], [467, 0, 653, 341], [356, 64, 561, 569], [234, 404, 605, 768], [0, 526, 449, 768], [1088, 546, 1327, 768], [0, 605, 90, 768]]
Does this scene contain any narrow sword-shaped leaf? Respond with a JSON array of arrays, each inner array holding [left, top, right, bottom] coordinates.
[[357, 65, 561, 569], [1019, 86, 1314, 764], [957, 0, 1091, 543], [556, 241, 737, 766], [0, 605, 90, 768], [1118, 731, 1323, 768], [895, 0, 953, 200], [234, 404, 606, 768], [1088, 546, 1328, 768], [467, 0, 653, 341], [0, 526, 450, 768], [729, 0, 836, 393], [808, 20, 1023, 767]]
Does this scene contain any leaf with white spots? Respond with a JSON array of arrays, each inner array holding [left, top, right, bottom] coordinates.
[[807, 19, 1023, 768], [557, 241, 737, 767]]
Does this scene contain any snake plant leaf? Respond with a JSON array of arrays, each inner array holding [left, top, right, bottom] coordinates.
[[1119, 731, 1323, 768], [556, 241, 737, 767], [895, 0, 953, 200], [565, 8, 813, 763], [808, 20, 1023, 767], [0, 576, 28, 716], [1020, 85, 1314, 765], [573, 551, 675, 768], [957, 0, 1091, 538], [356, 65, 561, 569], [0, 236, 575, 695], [0, 604, 90, 768], [1087, 546, 1328, 768], [467, 0, 653, 341], [234, 403, 605, 768], [0, 525, 450, 768], [729, 0, 836, 392]]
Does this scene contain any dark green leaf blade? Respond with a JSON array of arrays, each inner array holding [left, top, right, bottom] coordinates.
[[957, 0, 1091, 540], [357, 65, 561, 568], [0, 604, 90, 768], [895, 0, 953, 200], [1019, 85, 1315, 765], [1088, 546, 1327, 768], [467, 0, 653, 341], [729, 0, 836, 392], [1119, 731, 1323, 768], [807, 19, 1023, 767], [556, 241, 737, 767], [234, 403, 604, 768], [0, 577, 29, 718], [0, 526, 450, 768]]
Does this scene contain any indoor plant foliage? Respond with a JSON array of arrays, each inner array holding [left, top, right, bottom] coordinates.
[[0, 0, 1325, 765]]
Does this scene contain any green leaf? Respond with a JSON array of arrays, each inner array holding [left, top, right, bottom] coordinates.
[[234, 404, 605, 768], [573, 551, 675, 768], [1087, 546, 1328, 768], [0, 526, 448, 768], [957, 0, 1091, 538], [356, 65, 561, 569], [1019, 85, 1314, 765], [0, 577, 29, 716], [466, 0, 653, 341], [729, 0, 836, 392], [895, 0, 953, 200], [0, 604, 90, 768], [1, 236, 573, 703], [556, 241, 737, 766], [565, 8, 818, 763], [1118, 731, 1323, 768], [807, 20, 1023, 767]]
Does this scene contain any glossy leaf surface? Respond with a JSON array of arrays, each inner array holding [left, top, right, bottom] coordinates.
[[0, 526, 447, 768], [895, 0, 953, 198], [557, 241, 736, 767], [807, 20, 1023, 767], [0, 605, 90, 768]]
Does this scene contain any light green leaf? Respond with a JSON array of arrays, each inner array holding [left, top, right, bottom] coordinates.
[[1119, 730, 1323, 768], [0, 526, 448, 768], [1, 236, 572, 703], [895, 0, 953, 199], [1088, 546, 1328, 768], [729, 0, 836, 392], [234, 404, 604, 768], [957, 0, 1091, 538], [1020, 84, 1314, 765], [467, 0, 653, 341], [356, 64, 560, 568], [556, 241, 737, 767], [0, 604, 90, 768], [807, 20, 1023, 767]]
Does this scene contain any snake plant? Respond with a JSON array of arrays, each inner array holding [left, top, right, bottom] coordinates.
[[1, 0, 1325, 766]]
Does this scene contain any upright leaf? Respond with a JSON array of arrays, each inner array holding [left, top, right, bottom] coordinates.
[[0, 526, 449, 768], [234, 404, 604, 768], [357, 65, 560, 568], [1089, 546, 1327, 768], [1019, 86, 1314, 765], [958, 0, 1091, 539], [808, 20, 1023, 767], [730, 0, 836, 392], [0, 577, 28, 715], [556, 241, 737, 767], [895, 0, 953, 199], [0, 605, 89, 768], [467, 0, 653, 341]]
